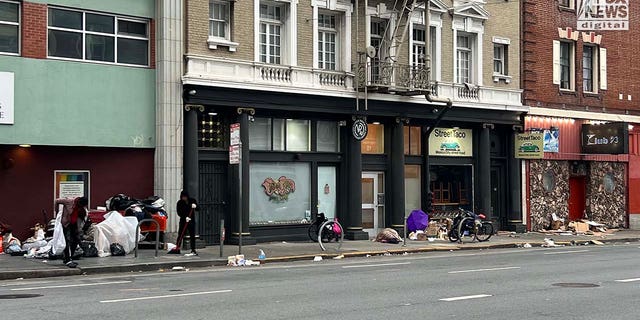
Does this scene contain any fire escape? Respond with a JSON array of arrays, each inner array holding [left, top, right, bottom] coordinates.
[[355, 0, 432, 96]]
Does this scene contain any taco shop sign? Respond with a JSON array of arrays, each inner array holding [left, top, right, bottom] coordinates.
[[515, 132, 544, 159], [429, 128, 473, 157], [577, 0, 628, 31]]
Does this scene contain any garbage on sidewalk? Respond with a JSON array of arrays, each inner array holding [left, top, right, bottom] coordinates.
[[227, 254, 261, 266], [374, 228, 403, 244], [539, 213, 617, 238]]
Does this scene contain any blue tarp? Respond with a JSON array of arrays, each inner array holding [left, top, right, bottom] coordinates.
[[407, 209, 429, 232]]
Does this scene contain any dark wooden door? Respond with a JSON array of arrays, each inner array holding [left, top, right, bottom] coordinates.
[[198, 161, 228, 244], [491, 165, 507, 229], [569, 177, 586, 221]]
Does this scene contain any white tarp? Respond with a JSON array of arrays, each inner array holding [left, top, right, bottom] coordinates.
[[94, 211, 139, 257]]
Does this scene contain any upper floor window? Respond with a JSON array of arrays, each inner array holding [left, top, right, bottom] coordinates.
[[370, 19, 387, 81], [47, 8, 149, 66], [317, 13, 337, 70], [0, 0, 19, 55], [456, 34, 473, 84], [559, 0, 574, 9], [208, 0, 238, 51], [582, 45, 596, 93], [493, 44, 506, 76], [259, 3, 284, 64], [412, 27, 426, 68]]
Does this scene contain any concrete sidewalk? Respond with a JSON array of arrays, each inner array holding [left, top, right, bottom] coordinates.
[[2, 230, 640, 280]]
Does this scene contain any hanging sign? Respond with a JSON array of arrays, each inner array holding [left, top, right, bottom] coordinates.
[[352, 119, 368, 141], [54, 171, 90, 204], [428, 128, 473, 157], [515, 132, 544, 159], [577, 0, 628, 31], [230, 123, 241, 146], [543, 128, 560, 153], [0, 72, 14, 125], [581, 122, 629, 154], [229, 145, 240, 164]]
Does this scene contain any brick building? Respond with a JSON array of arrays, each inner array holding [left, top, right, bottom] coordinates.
[[177, 0, 527, 243], [521, 0, 640, 230]]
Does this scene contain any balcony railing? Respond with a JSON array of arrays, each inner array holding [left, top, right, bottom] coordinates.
[[184, 55, 353, 93], [355, 61, 430, 94]]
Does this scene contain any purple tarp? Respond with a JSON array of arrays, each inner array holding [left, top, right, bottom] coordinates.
[[407, 209, 429, 232]]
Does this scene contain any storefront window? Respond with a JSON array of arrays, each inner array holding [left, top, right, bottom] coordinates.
[[318, 166, 337, 219], [250, 162, 311, 225], [362, 123, 384, 154], [317, 121, 339, 152], [249, 118, 311, 151], [543, 170, 556, 193], [430, 165, 472, 209], [405, 165, 421, 216], [603, 172, 615, 193], [404, 126, 422, 155]]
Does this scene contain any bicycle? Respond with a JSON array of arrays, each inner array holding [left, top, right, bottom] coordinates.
[[307, 212, 344, 251], [448, 208, 493, 243]]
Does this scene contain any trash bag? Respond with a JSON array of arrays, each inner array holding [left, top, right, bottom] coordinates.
[[82, 244, 99, 258], [51, 211, 66, 255], [407, 209, 429, 233], [94, 211, 139, 257], [110, 243, 126, 256]]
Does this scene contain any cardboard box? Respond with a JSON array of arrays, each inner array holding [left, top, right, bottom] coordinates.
[[574, 222, 589, 233]]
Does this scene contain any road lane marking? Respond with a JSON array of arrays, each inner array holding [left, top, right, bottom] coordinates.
[[543, 250, 589, 255], [11, 281, 132, 291], [615, 278, 640, 283], [440, 294, 492, 302], [100, 289, 232, 303], [448, 266, 520, 274], [342, 262, 411, 269], [1, 281, 53, 287]]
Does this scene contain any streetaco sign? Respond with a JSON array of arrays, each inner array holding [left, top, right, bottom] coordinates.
[[515, 132, 544, 159], [577, 0, 629, 31]]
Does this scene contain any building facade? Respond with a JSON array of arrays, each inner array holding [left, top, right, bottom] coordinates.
[[521, 0, 640, 230], [0, 0, 156, 239], [179, 0, 525, 243]]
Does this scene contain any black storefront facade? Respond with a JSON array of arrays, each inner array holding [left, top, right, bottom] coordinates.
[[182, 85, 526, 244]]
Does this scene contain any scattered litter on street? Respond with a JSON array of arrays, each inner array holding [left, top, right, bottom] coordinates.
[[333, 255, 344, 260], [313, 256, 323, 262]]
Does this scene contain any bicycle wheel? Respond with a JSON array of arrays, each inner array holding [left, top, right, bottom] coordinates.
[[474, 221, 493, 242], [308, 223, 319, 242], [448, 228, 460, 243], [457, 217, 473, 244], [318, 221, 343, 251]]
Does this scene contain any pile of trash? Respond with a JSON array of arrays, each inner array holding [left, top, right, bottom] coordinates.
[[1, 194, 168, 260], [540, 213, 617, 237], [376, 209, 450, 243]]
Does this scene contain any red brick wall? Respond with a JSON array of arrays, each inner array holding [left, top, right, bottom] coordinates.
[[21, 2, 47, 59], [522, 0, 640, 115]]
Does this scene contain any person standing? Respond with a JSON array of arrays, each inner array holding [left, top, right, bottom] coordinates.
[[54, 196, 88, 268], [174, 190, 198, 256]]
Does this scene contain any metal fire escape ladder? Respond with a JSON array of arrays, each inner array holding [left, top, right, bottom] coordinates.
[[383, 0, 420, 63]]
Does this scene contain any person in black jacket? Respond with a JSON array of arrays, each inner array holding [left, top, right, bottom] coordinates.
[[174, 190, 198, 255]]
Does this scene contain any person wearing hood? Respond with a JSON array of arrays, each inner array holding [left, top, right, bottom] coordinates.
[[174, 190, 199, 255]]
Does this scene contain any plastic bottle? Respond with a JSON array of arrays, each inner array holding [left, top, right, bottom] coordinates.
[[258, 249, 266, 260]]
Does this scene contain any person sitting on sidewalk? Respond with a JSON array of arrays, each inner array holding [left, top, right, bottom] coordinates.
[[54, 197, 88, 268]]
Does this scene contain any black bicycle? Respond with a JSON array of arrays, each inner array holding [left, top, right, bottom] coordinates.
[[307, 212, 343, 251], [448, 208, 493, 243]]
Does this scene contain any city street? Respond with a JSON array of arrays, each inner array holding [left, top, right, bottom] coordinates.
[[2, 244, 639, 319]]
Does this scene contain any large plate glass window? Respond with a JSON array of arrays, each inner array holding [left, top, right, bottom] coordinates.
[[47, 8, 149, 66], [0, 1, 20, 54]]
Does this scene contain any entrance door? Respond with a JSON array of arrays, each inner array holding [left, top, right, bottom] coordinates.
[[491, 165, 506, 228], [569, 177, 586, 221], [362, 172, 382, 237], [198, 161, 228, 244]]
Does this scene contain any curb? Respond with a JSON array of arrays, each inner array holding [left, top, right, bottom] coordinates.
[[2, 238, 638, 280]]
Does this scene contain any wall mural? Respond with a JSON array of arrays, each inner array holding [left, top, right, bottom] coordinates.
[[587, 162, 626, 228], [529, 160, 570, 231], [262, 176, 296, 203]]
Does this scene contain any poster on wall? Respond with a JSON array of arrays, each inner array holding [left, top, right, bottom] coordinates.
[[515, 132, 544, 159], [428, 128, 473, 157], [54, 171, 90, 205], [543, 128, 559, 153], [581, 122, 629, 154], [577, 0, 628, 31], [0, 72, 14, 125]]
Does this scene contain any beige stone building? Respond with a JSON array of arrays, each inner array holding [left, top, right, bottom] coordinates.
[[179, 0, 528, 244]]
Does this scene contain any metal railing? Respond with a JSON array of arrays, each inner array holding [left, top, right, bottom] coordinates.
[[134, 219, 160, 258], [355, 61, 431, 92]]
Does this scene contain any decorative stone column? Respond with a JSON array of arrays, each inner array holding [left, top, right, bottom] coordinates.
[[344, 119, 369, 240]]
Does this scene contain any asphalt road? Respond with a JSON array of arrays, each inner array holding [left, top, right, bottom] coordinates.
[[2, 244, 640, 320]]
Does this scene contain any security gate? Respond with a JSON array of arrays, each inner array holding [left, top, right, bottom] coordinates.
[[198, 161, 228, 244]]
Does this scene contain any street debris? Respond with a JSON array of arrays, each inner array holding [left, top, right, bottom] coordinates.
[[374, 228, 403, 244], [542, 238, 563, 247], [523, 243, 532, 248], [313, 256, 323, 262], [333, 254, 344, 260], [227, 254, 261, 266]]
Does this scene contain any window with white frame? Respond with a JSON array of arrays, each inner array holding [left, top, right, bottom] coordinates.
[[0, 0, 19, 54], [412, 27, 426, 69], [559, 0, 574, 9], [210, 1, 230, 40], [456, 34, 473, 84], [47, 8, 149, 66], [560, 41, 574, 90], [493, 44, 507, 76], [370, 19, 387, 81], [429, 26, 437, 80], [583, 45, 597, 92], [259, 2, 284, 64], [318, 13, 337, 70]]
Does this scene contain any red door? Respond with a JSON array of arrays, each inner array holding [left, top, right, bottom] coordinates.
[[568, 177, 586, 221]]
